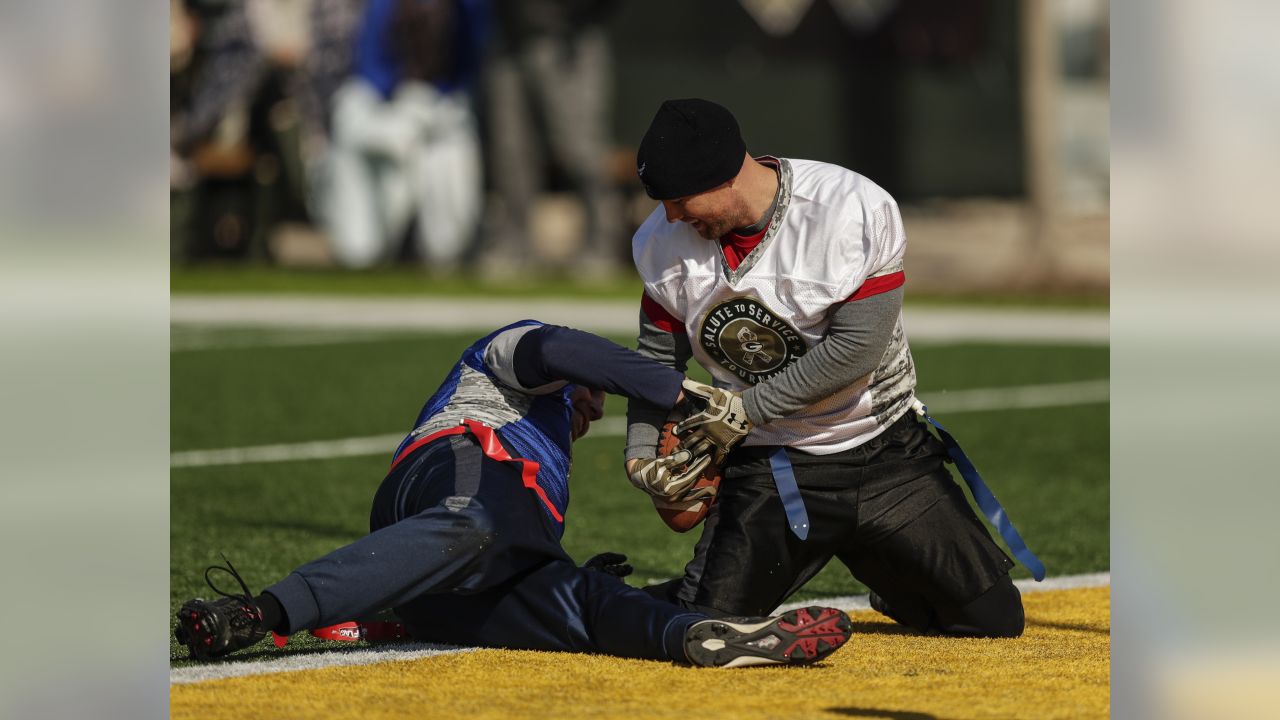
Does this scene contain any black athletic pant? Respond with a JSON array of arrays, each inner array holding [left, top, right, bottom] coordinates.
[[647, 412, 1023, 637]]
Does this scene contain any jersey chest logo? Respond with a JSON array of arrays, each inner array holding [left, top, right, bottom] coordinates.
[[698, 297, 807, 385]]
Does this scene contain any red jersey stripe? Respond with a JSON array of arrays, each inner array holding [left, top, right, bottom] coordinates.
[[641, 292, 686, 334], [846, 271, 905, 302]]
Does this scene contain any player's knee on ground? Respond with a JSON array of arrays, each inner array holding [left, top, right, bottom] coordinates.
[[869, 590, 935, 633], [948, 575, 1024, 638]]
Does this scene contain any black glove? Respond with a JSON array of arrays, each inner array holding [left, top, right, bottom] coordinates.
[[582, 552, 634, 578]]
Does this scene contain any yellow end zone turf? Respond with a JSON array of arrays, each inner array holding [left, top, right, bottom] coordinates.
[[172, 587, 1109, 719]]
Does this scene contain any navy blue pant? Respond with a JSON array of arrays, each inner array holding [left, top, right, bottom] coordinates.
[[266, 433, 700, 661]]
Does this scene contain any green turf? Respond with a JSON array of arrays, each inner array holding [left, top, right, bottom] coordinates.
[[171, 332, 1107, 450], [170, 330, 1108, 663], [170, 266, 1109, 308]]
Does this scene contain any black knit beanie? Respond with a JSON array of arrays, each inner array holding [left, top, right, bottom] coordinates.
[[636, 98, 746, 200]]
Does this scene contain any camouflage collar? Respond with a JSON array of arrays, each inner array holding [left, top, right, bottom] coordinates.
[[720, 157, 792, 285]]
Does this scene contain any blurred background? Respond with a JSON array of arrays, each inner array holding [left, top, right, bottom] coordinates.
[[169, 0, 1109, 296]]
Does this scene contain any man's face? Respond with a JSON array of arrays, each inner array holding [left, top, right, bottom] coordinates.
[[570, 387, 605, 441], [660, 184, 749, 240]]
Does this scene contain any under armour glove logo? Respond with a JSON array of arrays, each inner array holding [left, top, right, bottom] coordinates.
[[675, 379, 753, 464]]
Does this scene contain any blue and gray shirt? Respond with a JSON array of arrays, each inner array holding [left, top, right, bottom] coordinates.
[[394, 321, 683, 534]]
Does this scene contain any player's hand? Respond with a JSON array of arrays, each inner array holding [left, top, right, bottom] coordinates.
[[582, 552, 634, 578], [627, 453, 715, 502], [674, 379, 752, 463]]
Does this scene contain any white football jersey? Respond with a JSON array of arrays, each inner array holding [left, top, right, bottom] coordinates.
[[633, 157, 917, 454]]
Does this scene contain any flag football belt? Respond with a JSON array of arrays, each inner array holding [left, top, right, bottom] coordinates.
[[768, 448, 810, 541], [272, 619, 410, 648], [912, 399, 1046, 581], [390, 419, 563, 524]]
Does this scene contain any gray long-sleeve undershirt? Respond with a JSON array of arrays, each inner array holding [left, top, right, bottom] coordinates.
[[624, 311, 693, 459], [624, 286, 903, 460]]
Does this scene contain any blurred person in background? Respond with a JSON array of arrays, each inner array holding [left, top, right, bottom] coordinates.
[[476, 0, 623, 279], [316, 0, 487, 270], [171, 0, 267, 261], [170, 0, 314, 262], [294, 0, 366, 203]]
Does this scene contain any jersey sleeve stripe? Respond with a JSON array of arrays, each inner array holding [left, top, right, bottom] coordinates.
[[846, 270, 905, 302], [641, 292, 686, 334]]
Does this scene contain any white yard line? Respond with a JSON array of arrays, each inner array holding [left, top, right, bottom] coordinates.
[[171, 295, 1109, 344], [171, 434, 406, 469], [774, 571, 1112, 614], [920, 379, 1110, 414], [171, 571, 1111, 685], [169, 643, 475, 685], [170, 380, 1108, 469], [170, 328, 414, 352]]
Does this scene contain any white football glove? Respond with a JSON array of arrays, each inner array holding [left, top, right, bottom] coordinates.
[[627, 451, 715, 502], [674, 379, 752, 464]]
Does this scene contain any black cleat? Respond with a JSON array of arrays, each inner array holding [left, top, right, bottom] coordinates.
[[175, 557, 268, 661], [684, 605, 852, 668]]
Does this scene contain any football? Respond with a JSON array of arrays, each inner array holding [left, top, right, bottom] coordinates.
[[650, 419, 722, 532]]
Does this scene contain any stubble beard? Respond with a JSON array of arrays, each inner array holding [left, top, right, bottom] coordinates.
[[692, 204, 749, 240], [693, 218, 733, 240]]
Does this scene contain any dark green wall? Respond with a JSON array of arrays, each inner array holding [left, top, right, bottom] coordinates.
[[605, 0, 1025, 200]]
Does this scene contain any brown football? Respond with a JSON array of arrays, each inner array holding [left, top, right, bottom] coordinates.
[[650, 420, 722, 532]]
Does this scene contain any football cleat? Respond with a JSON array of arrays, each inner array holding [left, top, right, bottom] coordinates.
[[684, 605, 852, 668], [174, 556, 268, 661]]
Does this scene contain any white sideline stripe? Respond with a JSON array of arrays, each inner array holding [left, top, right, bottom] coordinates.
[[171, 295, 1109, 344], [169, 643, 475, 685], [774, 571, 1111, 615], [171, 329, 412, 352], [170, 572, 1110, 685], [171, 434, 406, 469], [921, 379, 1109, 414], [170, 380, 1108, 469]]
